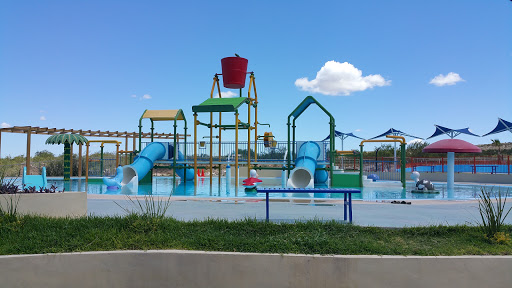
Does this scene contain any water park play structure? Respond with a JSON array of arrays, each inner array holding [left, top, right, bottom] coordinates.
[[97, 110, 194, 189], [84, 56, 340, 192], [6, 56, 511, 197]]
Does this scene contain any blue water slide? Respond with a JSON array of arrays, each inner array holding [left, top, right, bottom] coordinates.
[[169, 144, 194, 181], [314, 164, 329, 184], [103, 166, 123, 188], [121, 142, 167, 185], [23, 166, 47, 189], [287, 141, 321, 188]]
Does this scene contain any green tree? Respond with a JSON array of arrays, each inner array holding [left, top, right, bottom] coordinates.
[[406, 141, 430, 157]]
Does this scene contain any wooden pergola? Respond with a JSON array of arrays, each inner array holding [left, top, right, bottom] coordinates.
[[0, 126, 187, 176]]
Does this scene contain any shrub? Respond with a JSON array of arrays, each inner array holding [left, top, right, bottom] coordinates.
[[477, 187, 512, 242]]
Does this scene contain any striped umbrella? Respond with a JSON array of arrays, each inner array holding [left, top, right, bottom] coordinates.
[[46, 134, 88, 180]]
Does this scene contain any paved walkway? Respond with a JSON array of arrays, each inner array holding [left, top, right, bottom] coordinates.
[[87, 195, 512, 227]]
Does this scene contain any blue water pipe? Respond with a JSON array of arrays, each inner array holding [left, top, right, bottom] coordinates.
[[287, 141, 321, 188], [103, 166, 123, 188], [169, 144, 195, 181], [121, 142, 167, 185]]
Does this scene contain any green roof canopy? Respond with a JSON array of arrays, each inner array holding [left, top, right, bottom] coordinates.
[[45, 134, 89, 145], [192, 97, 249, 113]]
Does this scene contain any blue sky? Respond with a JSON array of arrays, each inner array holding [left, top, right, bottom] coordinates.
[[1, 0, 511, 156]]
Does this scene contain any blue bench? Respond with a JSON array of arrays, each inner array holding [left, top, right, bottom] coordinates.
[[472, 165, 497, 174], [257, 188, 361, 223]]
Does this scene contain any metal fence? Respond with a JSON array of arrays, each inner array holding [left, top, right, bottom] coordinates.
[[136, 141, 512, 175], [142, 141, 324, 163], [409, 156, 512, 174], [87, 158, 117, 177]]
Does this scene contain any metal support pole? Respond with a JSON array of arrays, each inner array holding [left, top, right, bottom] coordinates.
[[125, 136, 129, 165], [173, 121, 177, 183], [133, 134, 136, 154], [26, 130, 31, 175], [401, 143, 406, 188], [116, 143, 120, 167], [209, 111, 213, 186], [218, 112, 222, 184], [85, 143, 90, 182], [252, 75, 258, 163], [447, 152, 455, 191], [215, 76, 223, 185], [150, 120, 154, 142], [292, 120, 296, 161], [247, 98, 251, 178], [194, 113, 198, 186], [78, 143, 83, 178], [287, 120, 291, 179], [359, 145, 364, 187], [100, 144, 104, 178], [235, 111, 239, 191]]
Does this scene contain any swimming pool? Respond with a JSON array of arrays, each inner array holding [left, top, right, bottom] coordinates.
[[42, 177, 512, 201]]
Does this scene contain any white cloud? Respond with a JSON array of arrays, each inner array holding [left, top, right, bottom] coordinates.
[[407, 138, 425, 145], [1, 122, 11, 128], [214, 91, 238, 98], [142, 94, 152, 100], [130, 94, 137, 98], [429, 72, 464, 86], [40, 116, 46, 121], [354, 129, 361, 132], [39, 110, 46, 113], [295, 61, 390, 96]]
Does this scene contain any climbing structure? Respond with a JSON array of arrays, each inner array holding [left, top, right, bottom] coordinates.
[[192, 56, 259, 189]]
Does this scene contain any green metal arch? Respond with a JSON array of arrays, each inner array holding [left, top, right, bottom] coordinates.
[[287, 96, 336, 182]]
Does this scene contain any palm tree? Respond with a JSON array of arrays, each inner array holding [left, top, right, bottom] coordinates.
[[491, 139, 502, 162], [45, 134, 88, 180]]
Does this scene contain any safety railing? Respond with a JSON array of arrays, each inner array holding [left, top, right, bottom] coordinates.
[[87, 158, 117, 177], [409, 156, 512, 174]]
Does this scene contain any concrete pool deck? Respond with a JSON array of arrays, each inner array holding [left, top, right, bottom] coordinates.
[[87, 195, 512, 227]]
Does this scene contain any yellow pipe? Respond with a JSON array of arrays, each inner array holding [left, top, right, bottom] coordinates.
[[209, 77, 216, 186], [217, 78, 222, 184], [360, 139, 404, 146], [336, 150, 355, 155], [210, 76, 217, 98], [386, 135, 406, 143]]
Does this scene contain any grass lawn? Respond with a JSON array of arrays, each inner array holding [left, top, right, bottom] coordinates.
[[1, 215, 511, 256]]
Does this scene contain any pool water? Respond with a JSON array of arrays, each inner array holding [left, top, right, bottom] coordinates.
[[42, 177, 512, 201]]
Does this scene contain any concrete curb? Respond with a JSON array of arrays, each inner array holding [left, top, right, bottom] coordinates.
[[1, 250, 511, 287]]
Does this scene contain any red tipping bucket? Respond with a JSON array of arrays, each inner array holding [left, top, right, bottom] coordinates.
[[221, 57, 248, 89]]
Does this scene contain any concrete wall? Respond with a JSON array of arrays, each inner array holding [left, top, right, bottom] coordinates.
[[0, 250, 511, 288], [0, 192, 87, 218]]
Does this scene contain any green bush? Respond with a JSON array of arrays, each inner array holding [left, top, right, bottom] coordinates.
[[478, 187, 512, 242]]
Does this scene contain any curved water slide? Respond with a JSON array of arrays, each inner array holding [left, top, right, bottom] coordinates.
[[287, 141, 328, 188], [121, 142, 167, 185], [103, 142, 194, 187], [169, 144, 195, 181]]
